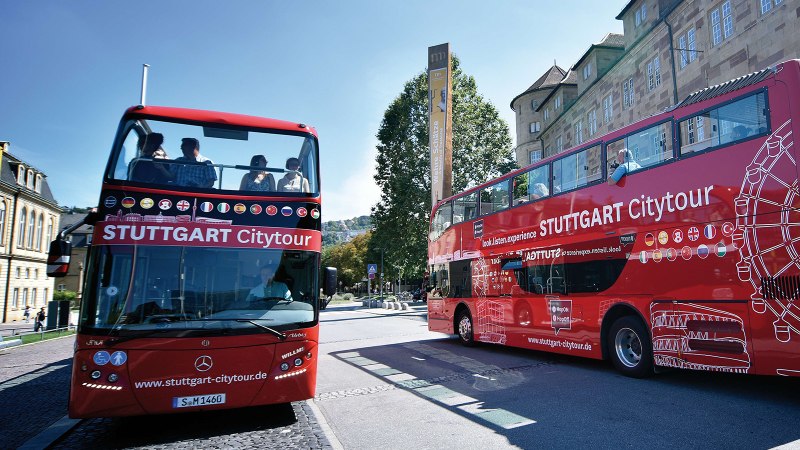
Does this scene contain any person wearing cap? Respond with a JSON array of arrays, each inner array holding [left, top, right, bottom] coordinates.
[[174, 138, 217, 188], [608, 149, 641, 185], [277, 157, 310, 193], [240, 155, 275, 191]]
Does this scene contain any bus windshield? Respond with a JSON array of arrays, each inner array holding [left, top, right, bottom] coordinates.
[[80, 246, 318, 335], [108, 118, 319, 195]]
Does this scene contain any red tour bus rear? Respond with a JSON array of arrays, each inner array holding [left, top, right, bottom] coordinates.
[[50, 106, 336, 417]]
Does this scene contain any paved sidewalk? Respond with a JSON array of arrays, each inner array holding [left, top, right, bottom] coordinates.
[[0, 336, 75, 449]]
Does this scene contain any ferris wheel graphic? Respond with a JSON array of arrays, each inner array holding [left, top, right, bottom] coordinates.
[[734, 119, 800, 343], [472, 257, 489, 298]]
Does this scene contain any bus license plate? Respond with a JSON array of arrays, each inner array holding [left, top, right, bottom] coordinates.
[[172, 393, 226, 408]]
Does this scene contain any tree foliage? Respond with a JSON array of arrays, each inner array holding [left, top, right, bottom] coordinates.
[[371, 56, 514, 279], [321, 231, 372, 288]]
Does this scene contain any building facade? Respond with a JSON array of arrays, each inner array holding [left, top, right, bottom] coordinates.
[[0, 142, 61, 323], [511, 0, 799, 165]]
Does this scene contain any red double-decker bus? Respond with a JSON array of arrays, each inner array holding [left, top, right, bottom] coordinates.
[[428, 59, 800, 378], [50, 106, 336, 417]]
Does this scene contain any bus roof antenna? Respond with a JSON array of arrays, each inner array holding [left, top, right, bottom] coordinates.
[[139, 64, 150, 107]]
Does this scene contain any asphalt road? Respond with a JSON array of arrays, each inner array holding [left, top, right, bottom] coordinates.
[[3, 301, 800, 449]]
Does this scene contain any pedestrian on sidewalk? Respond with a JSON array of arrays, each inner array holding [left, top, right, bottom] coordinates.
[[23, 305, 31, 323], [34, 307, 46, 332]]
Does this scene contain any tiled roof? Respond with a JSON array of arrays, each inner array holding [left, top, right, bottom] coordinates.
[[510, 65, 567, 110]]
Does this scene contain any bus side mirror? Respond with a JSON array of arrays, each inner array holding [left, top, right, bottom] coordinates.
[[323, 267, 337, 296], [47, 239, 72, 277]]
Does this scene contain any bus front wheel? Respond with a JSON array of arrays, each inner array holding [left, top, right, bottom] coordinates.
[[608, 316, 653, 378], [456, 309, 476, 347]]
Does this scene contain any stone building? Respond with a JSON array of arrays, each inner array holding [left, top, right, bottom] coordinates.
[[511, 0, 799, 165], [0, 142, 61, 323]]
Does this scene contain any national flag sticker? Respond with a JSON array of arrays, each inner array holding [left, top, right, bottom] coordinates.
[[250, 204, 262, 215], [666, 248, 677, 262], [639, 251, 648, 264], [681, 246, 693, 260], [296, 207, 307, 218], [704, 224, 716, 240], [652, 249, 663, 263], [140, 198, 154, 209], [104, 196, 117, 208], [200, 202, 214, 213], [697, 244, 710, 259], [716, 241, 727, 257], [234, 203, 247, 214], [121, 197, 136, 209], [177, 200, 191, 211], [657, 231, 668, 245], [266, 205, 278, 216], [158, 199, 172, 210], [721, 222, 735, 237], [688, 226, 700, 242], [310, 209, 320, 219], [217, 203, 230, 213], [672, 229, 683, 244], [281, 206, 293, 216], [644, 233, 655, 246]]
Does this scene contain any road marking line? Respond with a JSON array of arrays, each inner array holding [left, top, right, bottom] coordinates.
[[18, 414, 82, 450]]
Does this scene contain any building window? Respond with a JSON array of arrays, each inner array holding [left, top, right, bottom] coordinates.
[[25, 268, 30, 279], [17, 207, 26, 248], [31, 288, 37, 307], [575, 121, 584, 145], [647, 57, 661, 91], [623, 78, 635, 108], [678, 28, 698, 68], [588, 109, 598, 136], [12, 288, 19, 308], [47, 218, 54, 243], [44, 288, 49, 305], [554, 96, 562, 110], [15, 267, 20, 278], [603, 94, 614, 123], [22, 288, 28, 307], [583, 62, 592, 80], [635, 3, 647, 27], [0, 201, 5, 245], [26, 170, 34, 190], [27, 210, 35, 249], [711, 1, 734, 46], [529, 151, 542, 164], [544, 108, 550, 121], [761, 0, 783, 14], [529, 122, 541, 133], [35, 268, 39, 279], [35, 214, 43, 251], [531, 99, 539, 111], [57, 283, 66, 292], [35, 174, 42, 193], [556, 136, 563, 153], [17, 165, 25, 185]]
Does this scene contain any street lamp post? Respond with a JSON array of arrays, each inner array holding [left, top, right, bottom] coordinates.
[[378, 248, 384, 299]]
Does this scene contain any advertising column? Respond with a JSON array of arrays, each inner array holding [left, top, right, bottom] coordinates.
[[428, 43, 453, 209]]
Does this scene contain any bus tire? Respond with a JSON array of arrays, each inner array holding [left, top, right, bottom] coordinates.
[[608, 316, 653, 378], [456, 309, 476, 347]]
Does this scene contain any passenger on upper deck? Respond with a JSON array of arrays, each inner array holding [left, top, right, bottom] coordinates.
[[239, 155, 275, 192], [732, 125, 750, 140], [277, 157, 310, 193], [129, 133, 174, 184], [174, 138, 217, 188], [531, 183, 549, 199], [608, 149, 641, 185]]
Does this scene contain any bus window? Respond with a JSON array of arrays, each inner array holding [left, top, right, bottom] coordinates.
[[449, 259, 472, 298], [480, 180, 509, 215], [431, 201, 452, 240], [453, 191, 477, 224], [606, 122, 672, 179], [554, 145, 601, 193], [680, 91, 768, 156], [513, 165, 549, 205]]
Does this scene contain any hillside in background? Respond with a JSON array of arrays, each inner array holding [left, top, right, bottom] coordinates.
[[322, 215, 371, 248]]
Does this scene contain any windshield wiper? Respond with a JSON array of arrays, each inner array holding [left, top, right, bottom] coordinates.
[[236, 319, 287, 340], [105, 328, 172, 347]]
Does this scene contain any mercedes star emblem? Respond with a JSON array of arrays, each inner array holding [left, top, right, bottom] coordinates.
[[194, 355, 213, 372]]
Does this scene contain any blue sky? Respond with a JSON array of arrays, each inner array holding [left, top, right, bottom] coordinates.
[[1, 1, 625, 221]]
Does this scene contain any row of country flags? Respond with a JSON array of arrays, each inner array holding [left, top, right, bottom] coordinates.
[[643, 222, 735, 247], [638, 242, 728, 264], [104, 196, 320, 219]]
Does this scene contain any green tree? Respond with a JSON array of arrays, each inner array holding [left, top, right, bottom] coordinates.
[[322, 231, 372, 288], [372, 56, 514, 279]]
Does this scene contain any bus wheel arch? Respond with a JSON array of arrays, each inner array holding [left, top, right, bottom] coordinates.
[[601, 304, 653, 377], [453, 303, 476, 347]]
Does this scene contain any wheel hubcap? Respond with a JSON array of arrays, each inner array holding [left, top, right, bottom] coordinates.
[[614, 327, 642, 368], [459, 316, 472, 340]]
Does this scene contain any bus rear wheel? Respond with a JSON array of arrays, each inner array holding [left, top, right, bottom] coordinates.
[[456, 309, 476, 347], [608, 316, 653, 378]]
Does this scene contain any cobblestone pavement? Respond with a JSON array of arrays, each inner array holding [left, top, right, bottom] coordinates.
[[0, 336, 75, 449], [53, 401, 333, 449]]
